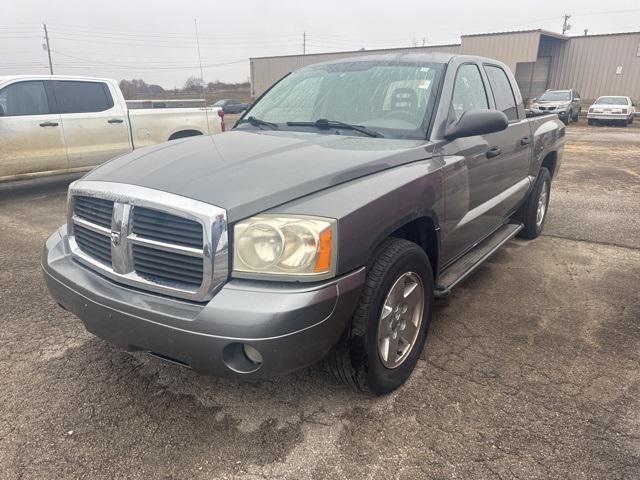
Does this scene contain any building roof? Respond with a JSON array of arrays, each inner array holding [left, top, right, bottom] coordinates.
[[462, 29, 569, 41], [250, 44, 461, 61], [569, 31, 640, 38]]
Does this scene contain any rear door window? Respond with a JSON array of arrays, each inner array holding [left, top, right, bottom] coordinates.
[[484, 65, 519, 121], [53, 81, 114, 113], [0, 81, 51, 116]]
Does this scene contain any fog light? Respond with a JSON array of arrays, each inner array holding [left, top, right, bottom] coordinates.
[[243, 344, 263, 365]]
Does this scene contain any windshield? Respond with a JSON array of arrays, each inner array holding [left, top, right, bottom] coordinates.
[[241, 60, 445, 139], [212, 100, 226, 107], [595, 96, 628, 105], [539, 91, 570, 102]]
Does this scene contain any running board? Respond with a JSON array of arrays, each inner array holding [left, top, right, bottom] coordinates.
[[435, 222, 523, 297]]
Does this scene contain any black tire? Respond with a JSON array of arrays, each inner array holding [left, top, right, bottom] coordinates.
[[572, 109, 579, 122], [325, 238, 434, 395], [629, 115, 634, 124], [515, 167, 551, 240], [587, 119, 595, 126]]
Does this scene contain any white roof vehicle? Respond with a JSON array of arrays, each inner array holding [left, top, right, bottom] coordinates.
[[587, 95, 635, 126], [0, 75, 223, 182]]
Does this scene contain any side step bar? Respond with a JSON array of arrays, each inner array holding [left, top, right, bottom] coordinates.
[[435, 222, 523, 297]]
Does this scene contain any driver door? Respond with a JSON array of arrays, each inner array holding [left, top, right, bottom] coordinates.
[[0, 80, 67, 180]]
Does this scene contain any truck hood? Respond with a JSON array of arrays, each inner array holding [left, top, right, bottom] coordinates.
[[84, 130, 430, 221]]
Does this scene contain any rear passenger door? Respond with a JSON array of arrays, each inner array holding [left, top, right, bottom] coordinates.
[[0, 80, 67, 179], [52, 80, 130, 168], [480, 63, 533, 223]]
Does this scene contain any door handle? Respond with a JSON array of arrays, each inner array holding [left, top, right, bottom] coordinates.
[[39, 121, 59, 127], [520, 136, 531, 146], [485, 146, 502, 158], [108, 118, 124, 124]]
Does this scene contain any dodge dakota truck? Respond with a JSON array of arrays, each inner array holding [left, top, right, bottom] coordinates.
[[0, 75, 222, 182], [43, 53, 565, 394]]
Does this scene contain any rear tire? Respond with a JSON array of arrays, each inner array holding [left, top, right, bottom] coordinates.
[[325, 238, 433, 395], [515, 167, 551, 240], [572, 109, 579, 122]]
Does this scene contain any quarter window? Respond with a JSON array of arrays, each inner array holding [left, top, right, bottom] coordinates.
[[0, 81, 50, 116], [451, 64, 488, 122], [484, 65, 518, 121], [53, 81, 114, 114]]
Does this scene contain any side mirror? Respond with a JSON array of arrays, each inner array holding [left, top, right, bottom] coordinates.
[[444, 109, 508, 140]]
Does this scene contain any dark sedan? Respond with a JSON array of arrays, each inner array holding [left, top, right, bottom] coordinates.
[[212, 99, 248, 114]]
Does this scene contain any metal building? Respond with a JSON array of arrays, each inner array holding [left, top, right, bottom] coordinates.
[[250, 29, 640, 102]]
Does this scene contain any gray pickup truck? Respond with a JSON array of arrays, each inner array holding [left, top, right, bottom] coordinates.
[[43, 53, 564, 394]]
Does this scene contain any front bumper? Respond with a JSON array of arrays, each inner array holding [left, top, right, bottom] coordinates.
[[42, 226, 365, 379], [529, 108, 569, 119]]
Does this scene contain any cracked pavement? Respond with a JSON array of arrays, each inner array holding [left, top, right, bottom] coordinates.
[[0, 120, 638, 479]]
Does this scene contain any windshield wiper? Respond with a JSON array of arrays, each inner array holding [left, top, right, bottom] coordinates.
[[286, 119, 383, 138], [238, 116, 279, 130]]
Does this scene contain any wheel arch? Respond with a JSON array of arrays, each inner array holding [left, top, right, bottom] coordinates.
[[366, 215, 440, 279], [541, 150, 558, 178], [168, 129, 203, 141]]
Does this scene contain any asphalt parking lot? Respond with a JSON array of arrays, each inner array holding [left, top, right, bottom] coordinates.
[[1, 120, 639, 479]]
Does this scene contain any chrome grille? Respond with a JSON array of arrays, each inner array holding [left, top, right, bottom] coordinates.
[[132, 207, 203, 248], [74, 196, 114, 229], [74, 223, 112, 265], [133, 244, 203, 287], [67, 181, 228, 302]]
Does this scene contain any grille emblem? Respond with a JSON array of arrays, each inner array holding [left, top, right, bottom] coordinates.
[[110, 231, 121, 246]]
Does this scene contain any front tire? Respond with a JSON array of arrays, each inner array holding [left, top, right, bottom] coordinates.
[[516, 167, 551, 239], [326, 238, 433, 395]]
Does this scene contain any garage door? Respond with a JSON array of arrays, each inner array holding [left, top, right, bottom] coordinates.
[[515, 56, 551, 100]]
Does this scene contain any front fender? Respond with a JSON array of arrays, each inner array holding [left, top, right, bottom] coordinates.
[[269, 158, 445, 276]]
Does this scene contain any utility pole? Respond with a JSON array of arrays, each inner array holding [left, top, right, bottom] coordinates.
[[303, 32, 306, 55], [561, 14, 571, 35], [194, 19, 210, 133], [43, 23, 53, 75]]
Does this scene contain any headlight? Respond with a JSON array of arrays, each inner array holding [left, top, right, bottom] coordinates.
[[233, 215, 336, 280]]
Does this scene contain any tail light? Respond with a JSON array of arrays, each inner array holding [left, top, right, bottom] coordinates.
[[217, 108, 225, 132]]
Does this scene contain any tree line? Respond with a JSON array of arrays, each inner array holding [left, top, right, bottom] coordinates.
[[119, 77, 250, 99]]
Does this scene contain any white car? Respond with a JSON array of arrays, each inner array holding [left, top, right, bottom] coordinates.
[[587, 96, 636, 126], [0, 75, 223, 183]]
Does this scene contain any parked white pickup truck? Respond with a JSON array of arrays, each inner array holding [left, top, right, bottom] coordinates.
[[0, 75, 223, 182]]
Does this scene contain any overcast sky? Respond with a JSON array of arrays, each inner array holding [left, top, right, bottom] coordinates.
[[2, 0, 639, 88]]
